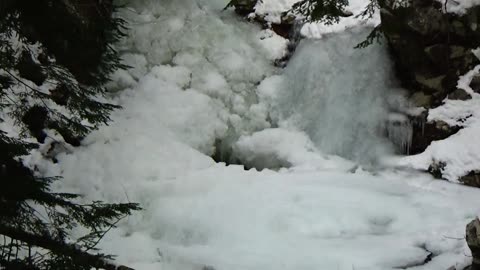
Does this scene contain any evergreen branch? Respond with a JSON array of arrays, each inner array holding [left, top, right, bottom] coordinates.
[[354, 25, 383, 49], [82, 214, 127, 252], [0, 224, 119, 270], [290, 0, 349, 24]]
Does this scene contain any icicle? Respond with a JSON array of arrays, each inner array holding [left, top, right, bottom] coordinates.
[[385, 113, 413, 155]]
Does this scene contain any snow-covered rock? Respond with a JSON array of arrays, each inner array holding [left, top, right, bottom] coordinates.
[[380, 0, 480, 186], [398, 65, 480, 186]]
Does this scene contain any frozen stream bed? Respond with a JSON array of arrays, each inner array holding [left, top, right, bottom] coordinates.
[[29, 0, 480, 269], [102, 167, 479, 270]]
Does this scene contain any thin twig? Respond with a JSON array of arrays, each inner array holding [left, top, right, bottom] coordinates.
[[84, 214, 127, 252]]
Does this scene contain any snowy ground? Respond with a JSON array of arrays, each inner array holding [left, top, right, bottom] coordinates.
[[26, 0, 480, 269]]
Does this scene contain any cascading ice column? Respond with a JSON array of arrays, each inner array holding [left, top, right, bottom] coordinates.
[[271, 28, 411, 163]]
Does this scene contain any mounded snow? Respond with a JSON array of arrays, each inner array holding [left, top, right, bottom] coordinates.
[[233, 128, 355, 171]]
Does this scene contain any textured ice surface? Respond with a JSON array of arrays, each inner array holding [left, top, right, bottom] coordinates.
[[267, 29, 403, 163]]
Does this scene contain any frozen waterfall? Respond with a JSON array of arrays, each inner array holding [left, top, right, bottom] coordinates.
[[37, 1, 480, 269], [270, 29, 412, 164]]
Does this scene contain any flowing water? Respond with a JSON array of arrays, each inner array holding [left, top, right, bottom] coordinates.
[[273, 29, 412, 163]]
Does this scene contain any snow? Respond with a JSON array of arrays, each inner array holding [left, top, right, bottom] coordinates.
[[254, 0, 300, 24], [107, 0, 293, 155], [397, 65, 480, 181], [439, 0, 480, 14], [233, 128, 354, 170], [20, 0, 480, 269], [257, 29, 289, 60], [251, 0, 380, 38], [252, 0, 476, 17], [300, 0, 380, 39], [40, 157, 480, 270], [0, 32, 89, 140]]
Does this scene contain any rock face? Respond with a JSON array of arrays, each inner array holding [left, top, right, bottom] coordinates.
[[409, 113, 461, 155], [380, 0, 480, 160], [467, 218, 480, 270], [381, 0, 480, 103], [228, 0, 258, 16]]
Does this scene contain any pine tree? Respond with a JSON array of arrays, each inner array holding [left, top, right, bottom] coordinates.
[[0, 0, 129, 145], [0, 133, 140, 269], [290, 0, 351, 24], [225, 0, 382, 47], [0, 1, 140, 269], [292, 0, 383, 47]]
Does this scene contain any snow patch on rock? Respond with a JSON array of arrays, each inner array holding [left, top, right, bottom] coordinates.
[[398, 65, 480, 181], [439, 0, 480, 14], [254, 0, 300, 24]]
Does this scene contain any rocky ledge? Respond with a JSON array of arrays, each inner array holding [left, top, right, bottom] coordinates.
[[381, 0, 480, 187]]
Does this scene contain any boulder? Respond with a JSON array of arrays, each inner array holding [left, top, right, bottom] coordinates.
[[415, 74, 446, 93], [228, 0, 257, 16], [448, 88, 472, 100], [410, 92, 432, 108], [466, 218, 480, 270], [471, 74, 480, 93], [428, 160, 447, 179], [409, 113, 461, 154], [460, 171, 480, 187]]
